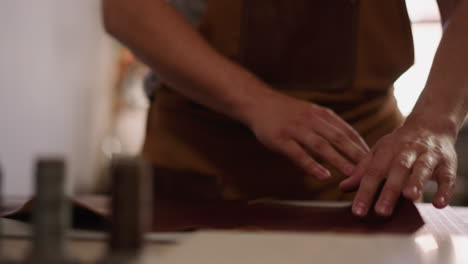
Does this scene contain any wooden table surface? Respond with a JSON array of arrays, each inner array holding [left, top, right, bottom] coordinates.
[[2, 204, 468, 264]]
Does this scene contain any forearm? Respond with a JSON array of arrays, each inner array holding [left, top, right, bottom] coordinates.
[[102, 0, 274, 124], [407, 0, 468, 138], [102, 0, 374, 179]]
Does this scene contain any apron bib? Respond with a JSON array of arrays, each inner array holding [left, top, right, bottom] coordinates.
[[143, 0, 413, 201]]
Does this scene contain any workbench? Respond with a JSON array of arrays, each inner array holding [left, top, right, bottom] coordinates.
[[2, 203, 468, 264]]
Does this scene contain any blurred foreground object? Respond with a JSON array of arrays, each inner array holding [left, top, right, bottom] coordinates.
[[26, 158, 78, 264], [98, 155, 152, 264]]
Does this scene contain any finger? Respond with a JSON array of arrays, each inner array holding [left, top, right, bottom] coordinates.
[[318, 108, 370, 152], [352, 149, 392, 217], [403, 153, 437, 201], [375, 151, 417, 217], [298, 133, 355, 176], [280, 140, 331, 180], [433, 162, 456, 209], [311, 118, 368, 164], [340, 153, 373, 192]]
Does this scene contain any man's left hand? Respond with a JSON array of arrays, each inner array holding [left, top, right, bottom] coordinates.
[[340, 120, 458, 217]]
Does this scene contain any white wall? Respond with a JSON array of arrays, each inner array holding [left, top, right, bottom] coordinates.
[[394, 0, 441, 116], [0, 1, 117, 196]]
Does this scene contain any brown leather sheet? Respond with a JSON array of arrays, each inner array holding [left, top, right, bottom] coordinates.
[[2, 195, 423, 234], [152, 198, 424, 234]]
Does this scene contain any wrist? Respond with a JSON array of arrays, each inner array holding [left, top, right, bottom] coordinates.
[[231, 82, 281, 127], [404, 111, 460, 141]]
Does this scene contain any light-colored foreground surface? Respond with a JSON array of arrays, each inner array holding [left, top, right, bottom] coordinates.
[[3, 231, 468, 264], [2, 204, 468, 264]]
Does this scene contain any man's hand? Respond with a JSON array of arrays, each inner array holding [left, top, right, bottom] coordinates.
[[340, 118, 458, 217], [245, 92, 370, 180], [340, 0, 468, 216]]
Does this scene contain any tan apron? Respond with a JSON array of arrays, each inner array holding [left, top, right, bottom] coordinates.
[[142, 0, 414, 201]]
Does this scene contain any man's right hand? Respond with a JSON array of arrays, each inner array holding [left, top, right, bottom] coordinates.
[[244, 92, 370, 180], [103, 0, 369, 179]]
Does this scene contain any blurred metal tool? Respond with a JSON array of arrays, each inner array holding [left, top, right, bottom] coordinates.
[[98, 155, 152, 264], [26, 158, 78, 264]]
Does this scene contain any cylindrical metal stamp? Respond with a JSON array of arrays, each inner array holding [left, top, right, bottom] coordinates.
[[109, 156, 152, 255], [96, 155, 152, 264], [26, 157, 77, 264]]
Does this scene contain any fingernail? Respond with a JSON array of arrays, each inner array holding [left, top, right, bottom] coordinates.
[[405, 186, 420, 200], [339, 181, 347, 189], [316, 169, 331, 179], [412, 186, 421, 200], [343, 165, 354, 176], [439, 196, 446, 206], [417, 190, 423, 199], [353, 202, 367, 216], [377, 200, 391, 216]]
